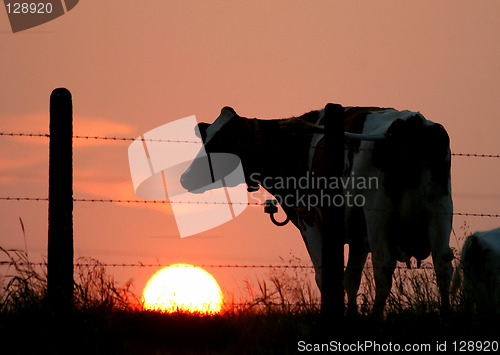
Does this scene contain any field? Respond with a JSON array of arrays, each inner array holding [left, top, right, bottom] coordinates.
[[1, 247, 499, 354]]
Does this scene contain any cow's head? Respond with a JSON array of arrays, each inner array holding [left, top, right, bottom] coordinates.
[[180, 104, 394, 195], [180, 106, 259, 193]]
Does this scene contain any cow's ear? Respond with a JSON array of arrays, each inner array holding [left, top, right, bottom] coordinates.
[[195, 122, 210, 139], [221, 106, 238, 117]]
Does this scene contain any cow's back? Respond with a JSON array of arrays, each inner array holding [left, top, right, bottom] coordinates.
[[461, 228, 500, 311]]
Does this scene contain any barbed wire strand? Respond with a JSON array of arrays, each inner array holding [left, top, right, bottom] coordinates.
[[1, 131, 499, 158], [0, 262, 311, 269], [0, 261, 436, 270], [0, 132, 49, 138], [1, 197, 499, 218]]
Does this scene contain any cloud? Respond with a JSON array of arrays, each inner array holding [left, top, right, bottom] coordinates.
[[73, 116, 134, 147], [75, 178, 175, 216], [0, 112, 135, 147], [0, 111, 138, 200]]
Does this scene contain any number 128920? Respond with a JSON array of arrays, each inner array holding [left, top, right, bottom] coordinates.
[[5, 2, 53, 14]]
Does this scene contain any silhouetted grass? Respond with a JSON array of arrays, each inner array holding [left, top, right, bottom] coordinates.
[[0, 247, 47, 312], [74, 257, 140, 312], [230, 254, 320, 316]]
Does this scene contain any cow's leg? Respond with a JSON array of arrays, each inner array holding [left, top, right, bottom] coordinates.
[[293, 212, 324, 293], [371, 248, 396, 316], [365, 211, 396, 316], [431, 254, 453, 315], [428, 212, 453, 315], [344, 242, 368, 314]]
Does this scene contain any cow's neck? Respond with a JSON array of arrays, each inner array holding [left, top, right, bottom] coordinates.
[[242, 118, 314, 198]]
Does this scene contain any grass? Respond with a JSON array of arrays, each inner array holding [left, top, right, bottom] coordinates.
[[1, 244, 499, 354]]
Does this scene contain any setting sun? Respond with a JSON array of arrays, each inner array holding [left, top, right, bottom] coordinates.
[[142, 264, 223, 315]]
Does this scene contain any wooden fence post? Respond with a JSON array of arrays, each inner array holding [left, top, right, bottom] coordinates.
[[47, 88, 74, 312], [321, 103, 345, 323]]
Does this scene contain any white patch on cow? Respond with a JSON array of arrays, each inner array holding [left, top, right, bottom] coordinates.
[[308, 135, 324, 170], [297, 210, 323, 288], [362, 109, 429, 135], [308, 109, 325, 170], [362, 109, 398, 134]]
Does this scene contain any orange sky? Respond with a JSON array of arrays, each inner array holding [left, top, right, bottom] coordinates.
[[1, 1, 499, 300]]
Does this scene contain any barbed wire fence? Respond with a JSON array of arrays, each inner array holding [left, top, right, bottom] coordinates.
[[1, 128, 500, 272], [1, 129, 499, 214], [2, 113, 500, 316]]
